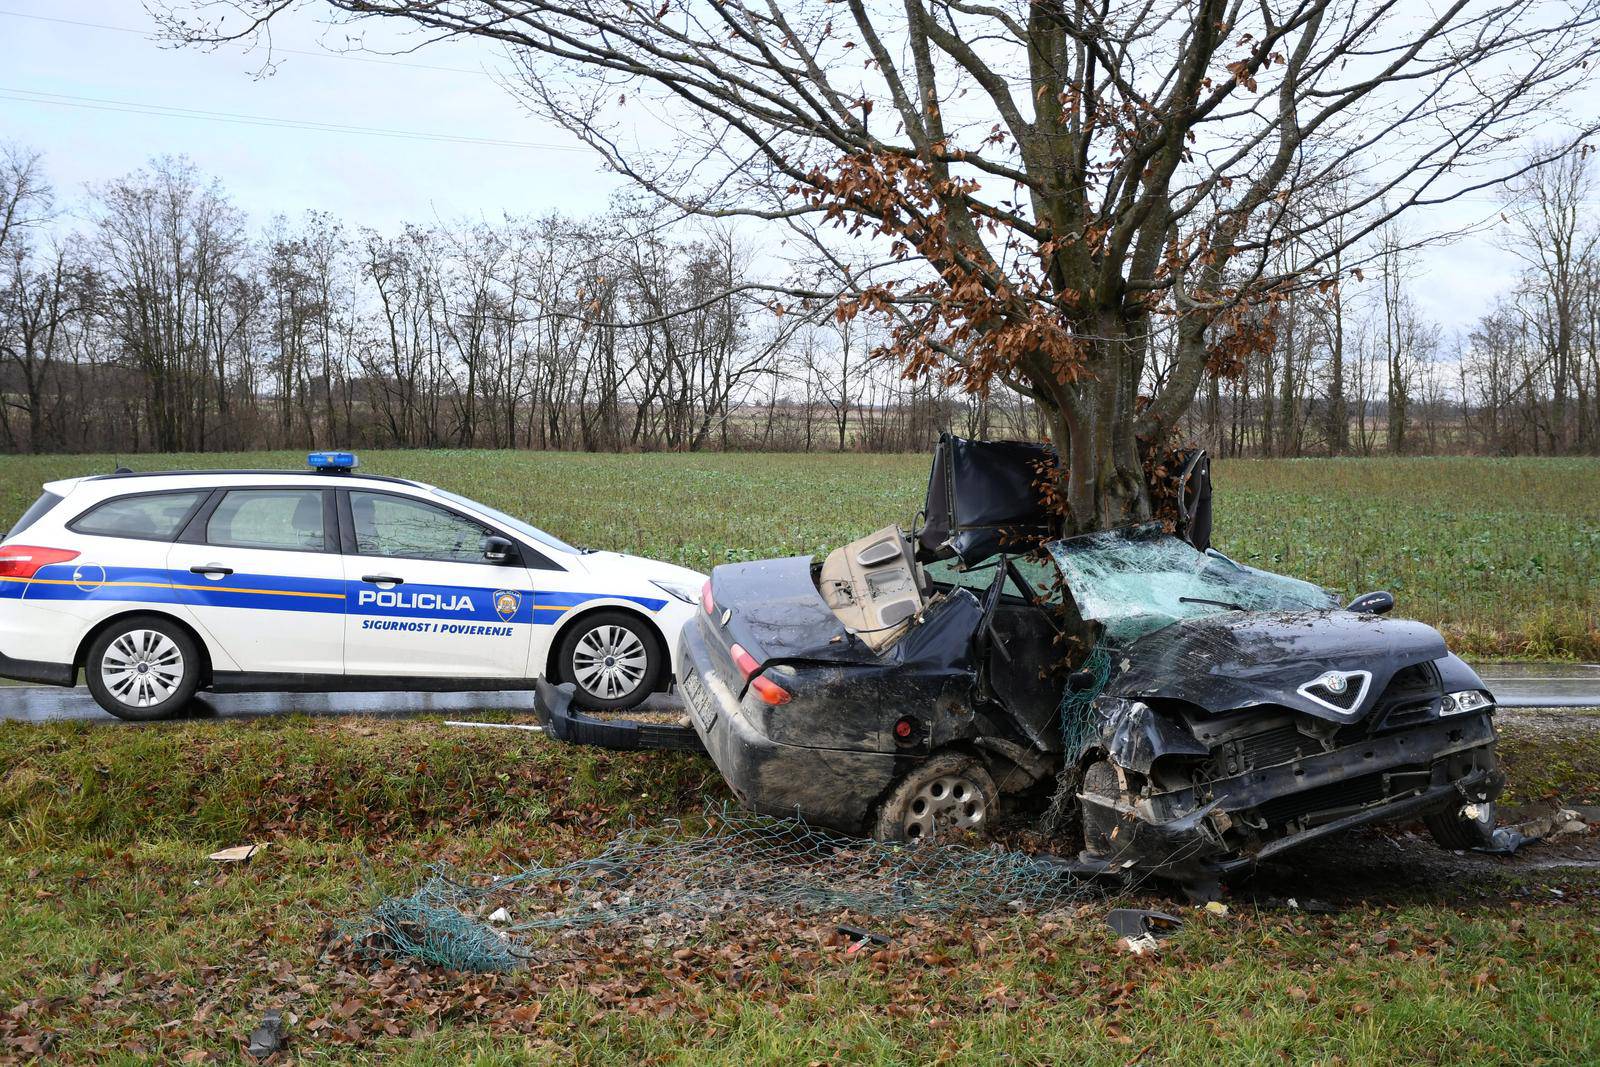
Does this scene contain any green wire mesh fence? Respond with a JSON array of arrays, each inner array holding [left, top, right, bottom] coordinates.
[[1039, 641, 1115, 838], [353, 804, 1101, 972]]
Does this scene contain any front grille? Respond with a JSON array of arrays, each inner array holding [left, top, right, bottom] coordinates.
[[1303, 679, 1363, 712], [1256, 772, 1390, 825], [1235, 724, 1320, 768], [1371, 661, 1442, 730], [1339, 661, 1442, 740]]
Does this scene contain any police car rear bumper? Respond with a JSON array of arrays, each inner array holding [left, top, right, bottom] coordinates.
[[532, 679, 705, 753], [0, 652, 76, 687]]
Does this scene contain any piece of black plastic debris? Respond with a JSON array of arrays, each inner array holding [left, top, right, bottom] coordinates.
[[247, 1009, 286, 1060], [837, 924, 892, 954], [1105, 908, 1183, 941]]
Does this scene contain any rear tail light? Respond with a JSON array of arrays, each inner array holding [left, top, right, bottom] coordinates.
[[729, 642, 760, 676], [729, 642, 792, 706], [750, 674, 792, 706], [700, 579, 715, 616], [0, 545, 79, 580]]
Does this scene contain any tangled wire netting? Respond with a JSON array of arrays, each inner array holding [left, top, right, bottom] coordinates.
[[354, 804, 1101, 972]]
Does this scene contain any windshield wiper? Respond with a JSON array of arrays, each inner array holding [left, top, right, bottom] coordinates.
[[1179, 595, 1247, 612]]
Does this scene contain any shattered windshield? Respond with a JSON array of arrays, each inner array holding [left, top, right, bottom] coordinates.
[[923, 555, 1058, 599], [1048, 524, 1338, 643]]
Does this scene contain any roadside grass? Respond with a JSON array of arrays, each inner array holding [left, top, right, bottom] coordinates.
[[2, 714, 1599, 1062], [1496, 710, 1600, 806], [0, 450, 1594, 658]]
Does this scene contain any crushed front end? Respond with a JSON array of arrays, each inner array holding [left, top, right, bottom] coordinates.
[[1077, 662, 1502, 879], [1053, 527, 1503, 880]]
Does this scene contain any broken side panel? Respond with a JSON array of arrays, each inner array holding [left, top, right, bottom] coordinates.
[[1048, 523, 1338, 643]]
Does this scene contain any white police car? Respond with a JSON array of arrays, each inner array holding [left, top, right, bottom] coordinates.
[[0, 453, 706, 720]]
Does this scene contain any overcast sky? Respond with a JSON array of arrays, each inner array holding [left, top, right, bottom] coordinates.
[[0, 0, 1569, 336]]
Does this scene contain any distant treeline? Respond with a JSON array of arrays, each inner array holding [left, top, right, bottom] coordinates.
[[3, 149, 1597, 457]]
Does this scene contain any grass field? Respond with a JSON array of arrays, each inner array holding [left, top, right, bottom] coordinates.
[[1, 712, 1598, 1063], [0, 449, 1595, 657], [1, 449, 1599, 1061]]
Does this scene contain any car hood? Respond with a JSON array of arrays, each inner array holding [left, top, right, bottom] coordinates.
[[568, 549, 705, 589], [1106, 609, 1453, 723]]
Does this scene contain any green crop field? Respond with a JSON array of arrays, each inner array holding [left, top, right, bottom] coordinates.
[[1, 450, 1595, 658]]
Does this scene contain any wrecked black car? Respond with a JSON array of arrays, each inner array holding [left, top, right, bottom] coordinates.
[[538, 434, 1502, 881]]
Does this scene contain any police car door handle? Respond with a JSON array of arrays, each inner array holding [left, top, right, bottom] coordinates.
[[189, 565, 233, 577], [361, 574, 404, 585]]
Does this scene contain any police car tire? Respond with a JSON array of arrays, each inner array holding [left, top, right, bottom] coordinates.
[[85, 616, 202, 721], [557, 610, 661, 711]]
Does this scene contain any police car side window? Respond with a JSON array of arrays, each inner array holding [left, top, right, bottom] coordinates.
[[349, 492, 490, 564], [73, 491, 208, 541], [206, 490, 326, 552]]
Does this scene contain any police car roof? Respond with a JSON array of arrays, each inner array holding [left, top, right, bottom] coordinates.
[[80, 469, 425, 488]]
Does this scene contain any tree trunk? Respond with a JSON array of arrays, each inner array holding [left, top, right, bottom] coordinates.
[[1033, 323, 1154, 536]]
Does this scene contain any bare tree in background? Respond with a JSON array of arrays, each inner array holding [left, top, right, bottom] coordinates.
[[0, 147, 79, 452], [1502, 150, 1599, 454], [159, 0, 1600, 530], [0, 146, 52, 263], [93, 157, 251, 452]]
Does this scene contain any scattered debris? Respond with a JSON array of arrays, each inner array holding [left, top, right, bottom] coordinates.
[[1105, 907, 1183, 941], [443, 720, 544, 733], [209, 844, 263, 863], [1203, 900, 1229, 918], [245, 1009, 286, 1060], [836, 924, 892, 955], [1477, 807, 1591, 856], [1119, 933, 1163, 956], [487, 907, 511, 925]]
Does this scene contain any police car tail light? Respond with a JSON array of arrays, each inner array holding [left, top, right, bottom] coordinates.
[[700, 580, 715, 616], [729, 642, 792, 706], [0, 545, 79, 579]]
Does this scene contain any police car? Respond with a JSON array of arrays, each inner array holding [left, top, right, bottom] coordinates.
[[0, 453, 706, 720]]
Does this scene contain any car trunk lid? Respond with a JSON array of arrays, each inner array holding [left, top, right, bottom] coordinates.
[[707, 555, 880, 674]]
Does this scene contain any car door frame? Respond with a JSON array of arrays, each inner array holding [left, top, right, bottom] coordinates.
[[334, 486, 558, 685], [166, 483, 348, 684]]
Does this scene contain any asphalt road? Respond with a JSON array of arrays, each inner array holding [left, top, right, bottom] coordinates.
[[1, 662, 1596, 725], [0, 684, 683, 724]]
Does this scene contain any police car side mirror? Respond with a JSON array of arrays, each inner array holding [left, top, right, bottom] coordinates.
[[482, 535, 515, 564]]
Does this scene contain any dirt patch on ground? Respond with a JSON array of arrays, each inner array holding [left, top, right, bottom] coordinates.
[[1241, 821, 1600, 907]]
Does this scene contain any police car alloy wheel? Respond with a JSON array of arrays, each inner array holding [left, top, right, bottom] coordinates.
[[85, 616, 202, 721], [557, 610, 662, 710]]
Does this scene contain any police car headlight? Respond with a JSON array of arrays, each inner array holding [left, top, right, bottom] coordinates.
[[1440, 689, 1494, 716], [651, 579, 702, 604]]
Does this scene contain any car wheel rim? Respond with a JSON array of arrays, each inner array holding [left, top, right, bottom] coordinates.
[[101, 630, 185, 708], [571, 624, 648, 700], [901, 773, 987, 842]]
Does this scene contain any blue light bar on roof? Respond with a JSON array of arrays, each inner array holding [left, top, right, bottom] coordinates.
[[307, 451, 359, 472]]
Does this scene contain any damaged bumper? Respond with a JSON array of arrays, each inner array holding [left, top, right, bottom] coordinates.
[[1084, 712, 1502, 878], [676, 617, 898, 834], [531, 679, 705, 753]]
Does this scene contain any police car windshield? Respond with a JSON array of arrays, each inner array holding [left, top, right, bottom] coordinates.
[[431, 490, 584, 555]]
